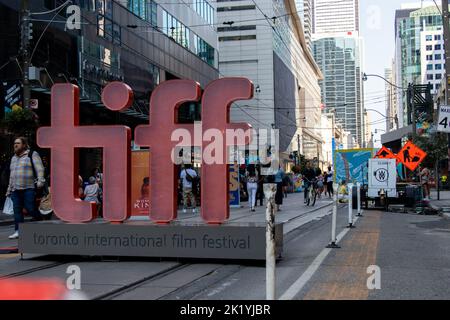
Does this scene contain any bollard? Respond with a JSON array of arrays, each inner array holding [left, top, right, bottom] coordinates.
[[356, 182, 363, 217], [263, 183, 277, 300], [326, 183, 340, 249], [347, 183, 355, 228]]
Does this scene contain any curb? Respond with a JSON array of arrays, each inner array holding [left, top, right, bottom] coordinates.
[[0, 217, 32, 227]]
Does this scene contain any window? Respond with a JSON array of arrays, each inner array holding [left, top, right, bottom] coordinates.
[[427, 74, 434, 80], [426, 35, 433, 41], [194, 33, 215, 66], [435, 34, 442, 40], [427, 64, 433, 70], [436, 64, 442, 70], [217, 25, 257, 32], [435, 44, 442, 50], [219, 35, 257, 41], [436, 84, 441, 90], [435, 54, 442, 60], [426, 45, 433, 51], [426, 55, 433, 61], [193, 0, 214, 26], [217, 5, 256, 12], [436, 73, 442, 80]]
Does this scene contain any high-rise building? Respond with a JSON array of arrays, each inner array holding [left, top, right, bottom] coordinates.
[[385, 64, 399, 132], [312, 32, 364, 147], [312, 0, 359, 34], [395, 4, 444, 127], [296, 0, 313, 49], [217, 0, 323, 165]]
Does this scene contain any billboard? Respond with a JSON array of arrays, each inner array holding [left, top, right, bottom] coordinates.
[[334, 149, 375, 185], [131, 150, 150, 216]]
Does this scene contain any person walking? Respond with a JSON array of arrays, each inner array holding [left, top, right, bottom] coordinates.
[[246, 165, 258, 212], [420, 167, 431, 200], [274, 166, 285, 211], [326, 166, 334, 198], [6, 137, 45, 239], [255, 165, 264, 207], [302, 162, 316, 204], [180, 164, 198, 213]]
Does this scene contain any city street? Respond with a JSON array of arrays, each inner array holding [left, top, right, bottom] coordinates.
[[1, 192, 449, 300]]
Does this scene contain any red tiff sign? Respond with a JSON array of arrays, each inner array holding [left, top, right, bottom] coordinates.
[[37, 79, 254, 224]]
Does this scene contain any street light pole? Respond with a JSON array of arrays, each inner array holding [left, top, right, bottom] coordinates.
[[442, 0, 450, 181], [20, 0, 31, 110]]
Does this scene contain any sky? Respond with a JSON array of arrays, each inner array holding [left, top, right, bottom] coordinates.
[[360, 0, 411, 147]]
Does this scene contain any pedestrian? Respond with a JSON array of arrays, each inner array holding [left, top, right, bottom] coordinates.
[[274, 166, 285, 211], [302, 162, 316, 204], [78, 175, 85, 200], [420, 167, 431, 200], [93, 167, 103, 187], [326, 166, 334, 198], [6, 137, 45, 239], [84, 176, 102, 216], [256, 165, 264, 207], [180, 164, 198, 213], [246, 164, 258, 212]]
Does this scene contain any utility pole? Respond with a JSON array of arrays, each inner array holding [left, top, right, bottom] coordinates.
[[297, 134, 300, 165], [409, 83, 416, 142], [442, 0, 450, 178], [20, 0, 31, 110]]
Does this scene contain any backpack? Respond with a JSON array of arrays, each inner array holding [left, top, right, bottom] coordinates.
[[185, 170, 194, 183]]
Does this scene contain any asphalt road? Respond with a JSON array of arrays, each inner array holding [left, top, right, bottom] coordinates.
[[1, 196, 449, 300]]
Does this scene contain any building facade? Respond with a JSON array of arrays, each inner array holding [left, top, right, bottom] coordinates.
[[312, 0, 359, 34], [0, 0, 219, 174], [217, 0, 323, 166], [312, 32, 364, 147], [295, 0, 313, 50]]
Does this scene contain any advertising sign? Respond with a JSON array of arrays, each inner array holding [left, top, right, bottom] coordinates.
[[131, 150, 150, 216], [229, 163, 240, 208], [2, 81, 21, 114], [334, 149, 374, 185]]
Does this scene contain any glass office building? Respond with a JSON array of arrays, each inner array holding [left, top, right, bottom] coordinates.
[[313, 34, 364, 146]]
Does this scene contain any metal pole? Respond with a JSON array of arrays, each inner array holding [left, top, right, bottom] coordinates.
[[442, 0, 450, 181], [357, 182, 362, 217], [264, 183, 277, 300], [20, 0, 30, 110], [347, 183, 355, 228], [326, 183, 340, 249]]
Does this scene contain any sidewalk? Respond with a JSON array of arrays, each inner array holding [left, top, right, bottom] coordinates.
[[428, 190, 450, 218], [294, 209, 450, 300]]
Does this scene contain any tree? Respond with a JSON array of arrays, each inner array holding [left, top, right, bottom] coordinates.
[[0, 108, 39, 142], [414, 133, 447, 169]]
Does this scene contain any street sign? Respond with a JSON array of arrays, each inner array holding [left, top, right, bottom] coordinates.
[[437, 105, 450, 133], [375, 146, 396, 160], [30, 99, 38, 109], [396, 141, 427, 171]]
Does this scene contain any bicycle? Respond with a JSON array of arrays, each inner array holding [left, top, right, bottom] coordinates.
[[303, 177, 318, 207]]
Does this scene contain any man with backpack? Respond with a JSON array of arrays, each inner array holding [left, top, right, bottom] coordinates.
[[5, 137, 45, 239], [179, 164, 198, 213]]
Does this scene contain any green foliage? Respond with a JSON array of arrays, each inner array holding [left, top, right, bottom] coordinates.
[[414, 133, 448, 167], [0, 108, 38, 139]]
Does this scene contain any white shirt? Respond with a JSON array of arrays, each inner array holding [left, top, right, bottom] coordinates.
[[180, 168, 197, 189], [326, 170, 334, 183]]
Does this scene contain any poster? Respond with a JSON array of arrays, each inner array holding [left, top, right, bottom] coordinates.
[[334, 149, 374, 185], [131, 150, 150, 216], [229, 163, 240, 208]]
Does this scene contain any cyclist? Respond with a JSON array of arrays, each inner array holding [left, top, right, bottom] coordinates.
[[302, 162, 317, 204]]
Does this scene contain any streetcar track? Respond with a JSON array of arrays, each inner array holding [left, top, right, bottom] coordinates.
[[0, 261, 68, 280], [98, 263, 190, 300]]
